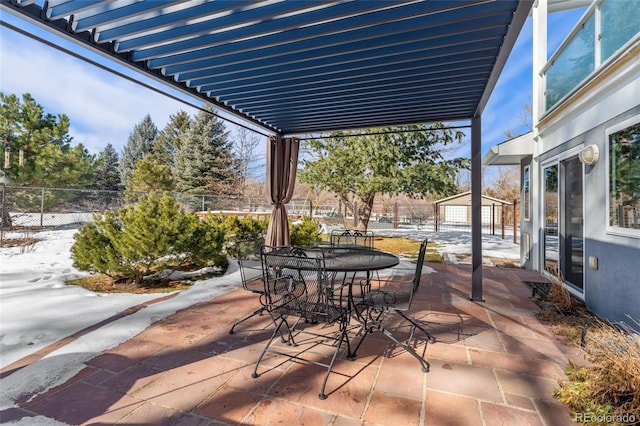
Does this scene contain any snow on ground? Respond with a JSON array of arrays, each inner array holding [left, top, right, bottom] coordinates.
[[0, 225, 518, 410], [373, 227, 521, 260]]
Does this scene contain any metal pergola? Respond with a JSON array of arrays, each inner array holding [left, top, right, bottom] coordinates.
[[0, 0, 534, 300]]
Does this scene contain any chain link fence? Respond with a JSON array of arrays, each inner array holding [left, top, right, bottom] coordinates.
[[0, 186, 518, 243]]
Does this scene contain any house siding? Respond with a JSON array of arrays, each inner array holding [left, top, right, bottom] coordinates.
[[532, 24, 640, 329]]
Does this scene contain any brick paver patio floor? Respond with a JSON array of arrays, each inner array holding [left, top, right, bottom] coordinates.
[[1, 263, 588, 425]]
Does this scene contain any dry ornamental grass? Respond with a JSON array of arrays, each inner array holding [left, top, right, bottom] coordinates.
[[538, 281, 640, 424]]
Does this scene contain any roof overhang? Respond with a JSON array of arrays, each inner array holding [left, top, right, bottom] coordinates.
[[483, 131, 533, 166], [1, 0, 533, 136]]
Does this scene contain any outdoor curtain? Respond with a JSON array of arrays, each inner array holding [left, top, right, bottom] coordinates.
[[265, 136, 300, 247]]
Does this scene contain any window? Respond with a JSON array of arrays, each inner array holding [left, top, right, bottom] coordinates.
[[608, 115, 640, 236], [523, 165, 530, 221], [543, 164, 559, 275]]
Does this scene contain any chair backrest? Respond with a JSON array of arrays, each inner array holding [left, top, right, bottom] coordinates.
[[330, 229, 374, 249], [234, 233, 265, 290], [261, 246, 343, 323], [412, 238, 428, 294]]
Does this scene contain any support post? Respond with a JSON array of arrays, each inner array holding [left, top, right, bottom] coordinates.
[[470, 116, 484, 301], [513, 200, 518, 244]]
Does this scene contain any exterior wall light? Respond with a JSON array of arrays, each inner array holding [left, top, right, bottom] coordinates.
[[579, 144, 599, 165]]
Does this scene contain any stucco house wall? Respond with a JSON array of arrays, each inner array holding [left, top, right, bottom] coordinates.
[[488, 1, 640, 330]]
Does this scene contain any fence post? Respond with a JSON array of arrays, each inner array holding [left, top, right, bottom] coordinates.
[[491, 203, 495, 235], [501, 204, 505, 239], [40, 187, 45, 227], [309, 200, 313, 217], [202, 195, 205, 212], [434, 203, 438, 232], [513, 199, 518, 244]]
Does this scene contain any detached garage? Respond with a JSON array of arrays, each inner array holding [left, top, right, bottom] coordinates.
[[434, 192, 513, 232]]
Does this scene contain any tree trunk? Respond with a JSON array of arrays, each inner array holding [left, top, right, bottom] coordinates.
[[356, 195, 375, 231], [1, 208, 11, 229]]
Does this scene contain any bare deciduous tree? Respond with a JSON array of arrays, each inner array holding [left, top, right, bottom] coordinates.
[[233, 126, 262, 194]]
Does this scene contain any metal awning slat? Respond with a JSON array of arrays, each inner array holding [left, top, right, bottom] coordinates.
[[225, 77, 489, 111], [114, 1, 330, 52], [213, 67, 493, 105], [244, 84, 487, 116], [140, 0, 503, 66], [45, 0, 107, 19], [196, 62, 495, 99], [1, 0, 531, 135], [177, 44, 499, 84], [128, 0, 389, 61], [254, 98, 481, 124], [162, 28, 506, 82], [71, 0, 180, 32], [96, 1, 258, 43], [153, 13, 511, 74]]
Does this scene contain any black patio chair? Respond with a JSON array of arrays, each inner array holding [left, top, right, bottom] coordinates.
[[252, 245, 352, 400], [329, 229, 377, 293], [351, 238, 435, 371], [229, 233, 268, 334], [330, 229, 374, 249]]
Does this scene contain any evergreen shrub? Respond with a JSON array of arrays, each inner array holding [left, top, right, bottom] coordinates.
[[71, 193, 228, 284], [290, 216, 322, 247], [203, 214, 268, 251]]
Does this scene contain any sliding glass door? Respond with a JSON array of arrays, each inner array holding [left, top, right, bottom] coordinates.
[[542, 155, 584, 291], [562, 156, 584, 289]]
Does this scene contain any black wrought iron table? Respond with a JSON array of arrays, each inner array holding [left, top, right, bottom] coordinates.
[[254, 245, 400, 399], [317, 247, 399, 273]]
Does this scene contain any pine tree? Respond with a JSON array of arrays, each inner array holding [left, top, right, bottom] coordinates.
[[128, 155, 174, 192], [94, 143, 122, 190], [0, 92, 97, 187], [153, 110, 191, 166], [119, 114, 157, 187], [173, 107, 234, 194], [71, 193, 227, 284]]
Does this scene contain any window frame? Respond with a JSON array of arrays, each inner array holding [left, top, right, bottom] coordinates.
[[606, 113, 640, 239]]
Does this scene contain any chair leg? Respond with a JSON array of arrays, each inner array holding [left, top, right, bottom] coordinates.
[[229, 305, 267, 334], [348, 307, 384, 359], [251, 316, 288, 379], [319, 325, 350, 400], [396, 311, 436, 343], [230, 306, 291, 344], [379, 326, 430, 373]]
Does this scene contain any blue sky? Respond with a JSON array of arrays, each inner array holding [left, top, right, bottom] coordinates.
[[0, 6, 586, 169]]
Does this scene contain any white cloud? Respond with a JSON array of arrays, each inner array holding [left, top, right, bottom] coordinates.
[[1, 21, 199, 155]]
